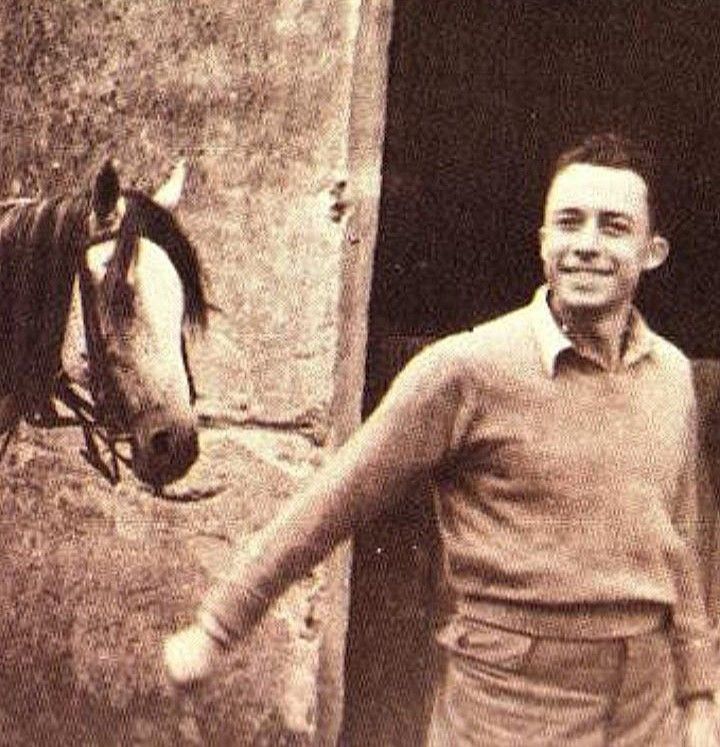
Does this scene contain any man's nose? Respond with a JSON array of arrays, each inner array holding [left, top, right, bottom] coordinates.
[[572, 245, 601, 260], [572, 223, 601, 257]]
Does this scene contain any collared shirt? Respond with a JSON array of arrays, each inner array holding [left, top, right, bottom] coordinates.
[[203, 286, 715, 700], [530, 286, 653, 375]]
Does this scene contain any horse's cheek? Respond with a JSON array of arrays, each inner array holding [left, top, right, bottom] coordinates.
[[131, 326, 192, 412]]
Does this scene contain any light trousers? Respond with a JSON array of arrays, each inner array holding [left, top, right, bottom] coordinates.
[[426, 620, 679, 746]]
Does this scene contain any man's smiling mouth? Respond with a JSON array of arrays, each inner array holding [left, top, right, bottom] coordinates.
[[560, 266, 614, 276]]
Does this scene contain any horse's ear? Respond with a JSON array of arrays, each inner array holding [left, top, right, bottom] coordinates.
[[153, 159, 187, 211], [92, 159, 121, 220]]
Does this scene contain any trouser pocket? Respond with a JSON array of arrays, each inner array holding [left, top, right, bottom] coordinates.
[[437, 617, 536, 674]]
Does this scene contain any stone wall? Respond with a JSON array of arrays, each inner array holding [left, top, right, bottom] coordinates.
[[0, 1, 392, 744]]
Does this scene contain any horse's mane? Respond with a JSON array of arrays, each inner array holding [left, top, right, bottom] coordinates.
[[0, 194, 91, 408]]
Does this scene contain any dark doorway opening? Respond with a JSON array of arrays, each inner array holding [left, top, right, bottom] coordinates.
[[341, 2, 720, 745]]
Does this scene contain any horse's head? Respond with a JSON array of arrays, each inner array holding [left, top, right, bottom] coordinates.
[[79, 160, 208, 488]]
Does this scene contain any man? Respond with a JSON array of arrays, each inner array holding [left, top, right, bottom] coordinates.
[[164, 134, 717, 745]]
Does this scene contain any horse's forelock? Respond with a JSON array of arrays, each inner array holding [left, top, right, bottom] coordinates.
[[119, 190, 208, 330], [103, 200, 139, 317]]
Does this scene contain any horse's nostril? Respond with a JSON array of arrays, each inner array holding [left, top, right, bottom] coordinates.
[[150, 429, 173, 455], [134, 423, 199, 487]]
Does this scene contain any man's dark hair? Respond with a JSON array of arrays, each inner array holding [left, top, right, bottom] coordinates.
[[550, 132, 659, 232]]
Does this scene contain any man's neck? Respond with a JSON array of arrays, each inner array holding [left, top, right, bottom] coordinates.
[[549, 298, 633, 371]]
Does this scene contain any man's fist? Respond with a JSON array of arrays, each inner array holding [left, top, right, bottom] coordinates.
[[163, 624, 224, 687]]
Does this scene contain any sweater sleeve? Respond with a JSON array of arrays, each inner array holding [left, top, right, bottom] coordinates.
[[668, 393, 718, 701], [201, 337, 475, 638]]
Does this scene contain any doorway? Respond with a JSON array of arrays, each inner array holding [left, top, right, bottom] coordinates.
[[341, 2, 720, 745]]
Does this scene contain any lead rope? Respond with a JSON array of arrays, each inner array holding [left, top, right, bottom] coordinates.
[[52, 372, 128, 485]]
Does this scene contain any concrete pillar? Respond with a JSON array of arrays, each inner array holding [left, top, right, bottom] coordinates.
[[0, 1, 393, 743]]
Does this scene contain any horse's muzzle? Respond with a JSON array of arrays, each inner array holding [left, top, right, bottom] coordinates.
[[131, 413, 199, 488]]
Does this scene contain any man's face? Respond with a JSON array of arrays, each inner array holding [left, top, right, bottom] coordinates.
[[539, 163, 664, 317]]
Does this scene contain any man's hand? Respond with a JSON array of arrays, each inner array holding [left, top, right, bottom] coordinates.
[[682, 695, 719, 747], [163, 624, 224, 687]]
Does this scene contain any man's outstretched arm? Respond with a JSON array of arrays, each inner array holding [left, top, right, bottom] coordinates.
[[164, 337, 475, 685]]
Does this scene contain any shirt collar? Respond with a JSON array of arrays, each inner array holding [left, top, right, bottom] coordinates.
[[529, 286, 655, 377]]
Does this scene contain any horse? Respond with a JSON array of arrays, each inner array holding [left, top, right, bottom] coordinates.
[[0, 158, 210, 490]]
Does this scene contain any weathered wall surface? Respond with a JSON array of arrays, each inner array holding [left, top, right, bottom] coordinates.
[[0, 1, 390, 744]]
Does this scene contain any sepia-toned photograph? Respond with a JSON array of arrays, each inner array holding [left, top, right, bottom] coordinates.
[[2, 2, 720, 745]]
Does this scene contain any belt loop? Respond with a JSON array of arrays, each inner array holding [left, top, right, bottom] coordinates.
[[610, 636, 629, 715]]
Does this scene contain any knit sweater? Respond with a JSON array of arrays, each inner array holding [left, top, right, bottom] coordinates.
[[203, 287, 715, 699]]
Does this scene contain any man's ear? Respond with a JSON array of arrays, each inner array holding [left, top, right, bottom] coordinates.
[[643, 235, 670, 271], [538, 226, 549, 262]]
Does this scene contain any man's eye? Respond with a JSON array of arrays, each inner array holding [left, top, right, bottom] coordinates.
[[603, 221, 631, 236], [556, 215, 581, 230]]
